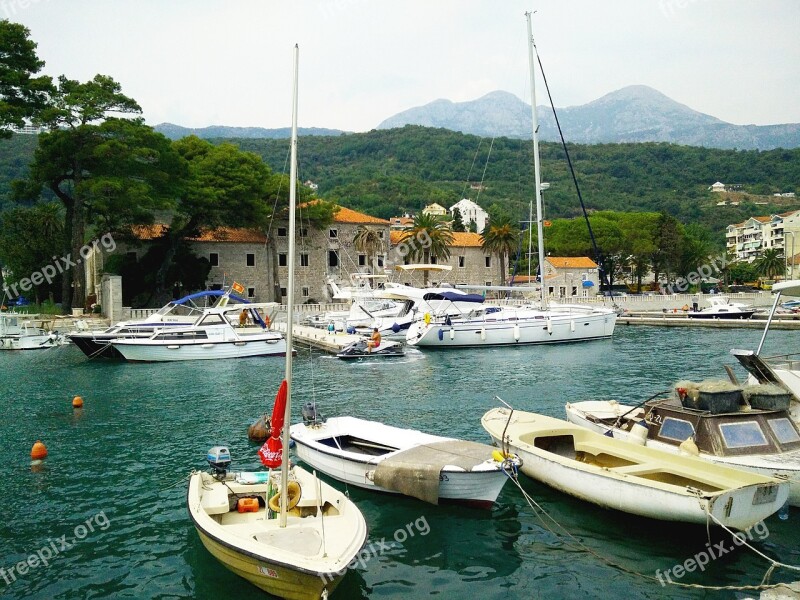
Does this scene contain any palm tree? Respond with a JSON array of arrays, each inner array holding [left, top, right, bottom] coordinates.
[[353, 225, 384, 274], [404, 212, 454, 285], [481, 216, 520, 285], [754, 248, 785, 280]]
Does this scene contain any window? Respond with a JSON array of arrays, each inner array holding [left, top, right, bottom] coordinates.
[[430, 256, 437, 264], [658, 417, 695, 442], [378, 231, 384, 239], [485, 256, 491, 268], [247, 287, 255, 298], [329, 229, 338, 238], [458, 256, 465, 268], [301, 286, 310, 297], [485, 281, 492, 287], [358, 254, 366, 266], [246, 253, 255, 267], [209, 253, 219, 267], [328, 250, 339, 267], [280, 287, 287, 297], [719, 422, 769, 449], [278, 227, 287, 237], [209, 283, 223, 291], [300, 253, 309, 267], [571, 286, 578, 296], [377, 255, 384, 268], [769, 418, 800, 445], [278, 253, 287, 267], [299, 227, 308, 237]]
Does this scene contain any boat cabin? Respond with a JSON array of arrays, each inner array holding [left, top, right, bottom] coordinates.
[[643, 398, 800, 458]]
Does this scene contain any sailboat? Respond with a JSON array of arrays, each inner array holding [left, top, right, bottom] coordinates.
[[186, 45, 367, 600], [405, 16, 616, 348]]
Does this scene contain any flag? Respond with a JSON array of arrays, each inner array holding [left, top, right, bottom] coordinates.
[[231, 281, 245, 295], [543, 220, 552, 227]]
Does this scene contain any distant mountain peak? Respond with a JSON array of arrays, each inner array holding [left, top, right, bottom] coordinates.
[[376, 86, 798, 150]]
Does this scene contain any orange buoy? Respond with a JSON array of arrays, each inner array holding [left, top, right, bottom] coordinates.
[[31, 440, 47, 461], [72, 396, 83, 408]]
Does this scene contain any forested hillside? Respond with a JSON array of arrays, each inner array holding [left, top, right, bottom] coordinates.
[[2, 126, 800, 245]]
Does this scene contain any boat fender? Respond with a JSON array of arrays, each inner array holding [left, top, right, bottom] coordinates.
[[268, 480, 302, 512], [391, 322, 401, 333], [491, 450, 509, 462], [424, 312, 431, 325], [513, 324, 520, 342], [546, 319, 552, 334], [438, 328, 444, 341], [631, 420, 648, 445], [570, 320, 575, 332], [679, 436, 699, 456], [450, 328, 455, 341]]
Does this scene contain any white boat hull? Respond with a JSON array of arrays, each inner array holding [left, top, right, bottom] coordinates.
[[565, 402, 800, 507], [290, 417, 513, 508], [113, 335, 288, 362], [482, 408, 788, 530], [0, 333, 62, 350], [407, 308, 616, 347]]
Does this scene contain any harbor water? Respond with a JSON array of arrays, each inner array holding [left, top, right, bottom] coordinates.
[[2, 325, 800, 599]]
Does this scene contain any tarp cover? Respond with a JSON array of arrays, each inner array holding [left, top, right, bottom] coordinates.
[[372, 440, 495, 505]]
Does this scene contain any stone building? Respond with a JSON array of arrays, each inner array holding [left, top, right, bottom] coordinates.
[[541, 257, 601, 298]]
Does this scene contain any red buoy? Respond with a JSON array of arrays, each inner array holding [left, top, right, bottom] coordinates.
[[31, 440, 47, 461]]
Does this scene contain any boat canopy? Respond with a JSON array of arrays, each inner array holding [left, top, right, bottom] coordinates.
[[422, 291, 484, 303], [174, 289, 250, 306]]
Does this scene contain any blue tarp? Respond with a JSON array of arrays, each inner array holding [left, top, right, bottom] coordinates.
[[422, 291, 485, 303]]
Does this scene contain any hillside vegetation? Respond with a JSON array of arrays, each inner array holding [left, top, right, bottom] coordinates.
[[3, 126, 800, 244]]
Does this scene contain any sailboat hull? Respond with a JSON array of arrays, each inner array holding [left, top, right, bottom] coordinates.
[[407, 307, 616, 348]]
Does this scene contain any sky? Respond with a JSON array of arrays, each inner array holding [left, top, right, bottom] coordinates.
[[5, 0, 799, 132]]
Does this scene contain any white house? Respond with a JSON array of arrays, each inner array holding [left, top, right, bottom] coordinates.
[[449, 198, 488, 233], [709, 182, 726, 193]]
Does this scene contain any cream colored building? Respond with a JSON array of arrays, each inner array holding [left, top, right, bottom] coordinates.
[[726, 210, 800, 262]]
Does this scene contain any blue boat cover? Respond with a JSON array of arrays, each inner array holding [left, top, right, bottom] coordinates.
[[422, 291, 484, 303]]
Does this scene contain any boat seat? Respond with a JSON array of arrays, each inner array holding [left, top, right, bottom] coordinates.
[[254, 526, 322, 556], [200, 486, 230, 516]]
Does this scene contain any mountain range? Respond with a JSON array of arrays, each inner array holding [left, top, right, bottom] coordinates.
[[154, 85, 800, 150]]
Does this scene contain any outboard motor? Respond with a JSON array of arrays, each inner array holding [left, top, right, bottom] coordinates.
[[207, 446, 231, 478], [301, 402, 320, 426]]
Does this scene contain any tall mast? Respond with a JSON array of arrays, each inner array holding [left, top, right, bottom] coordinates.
[[526, 12, 547, 309], [279, 43, 299, 528]]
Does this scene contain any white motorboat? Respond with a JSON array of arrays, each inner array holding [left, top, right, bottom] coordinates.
[[187, 45, 367, 600], [290, 415, 518, 508], [565, 387, 800, 506], [687, 296, 757, 320], [0, 313, 63, 350], [68, 289, 246, 358], [335, 337, 404, 359], [112, 302, 286, 362], [404, 13, 616, 349], [482, 405, 789, 530]]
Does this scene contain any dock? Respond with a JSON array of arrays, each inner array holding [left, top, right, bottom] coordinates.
[[618, 312, 800, 329], [272, 323, 363, 353]]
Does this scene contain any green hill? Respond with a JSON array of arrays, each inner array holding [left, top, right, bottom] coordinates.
[[2, 127, 800, 243]]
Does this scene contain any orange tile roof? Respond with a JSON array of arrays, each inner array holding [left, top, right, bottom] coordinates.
[[389, 230, 409, 245], [546, 257, 598, 269], [130, 224, 266, 243], [450, 232, 484, 248], [332, 205, 390, 225]]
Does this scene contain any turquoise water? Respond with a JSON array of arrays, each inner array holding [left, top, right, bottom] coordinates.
[[2, 326, 800, 599]]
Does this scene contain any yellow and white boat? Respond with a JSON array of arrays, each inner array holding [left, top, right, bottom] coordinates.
[[482, 407, 789, 530], [187, 466, 367, 600]]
